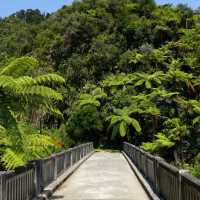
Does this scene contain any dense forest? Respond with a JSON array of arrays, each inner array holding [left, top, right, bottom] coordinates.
[[1, 0, 200, 177]]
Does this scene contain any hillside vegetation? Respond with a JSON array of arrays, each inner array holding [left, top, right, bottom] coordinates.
[[1, 0, 200, 176]]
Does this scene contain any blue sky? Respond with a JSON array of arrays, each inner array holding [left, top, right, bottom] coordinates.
[[156, 0, 199, 9], [0, 0, 72, 17], [0, 0, 199, 18]]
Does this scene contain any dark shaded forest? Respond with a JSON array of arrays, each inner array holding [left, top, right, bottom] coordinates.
[[1, 0, 200, 177]]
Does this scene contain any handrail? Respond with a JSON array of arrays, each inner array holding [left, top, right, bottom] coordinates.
[[0, 142, 94, 200], [123, 142, 200, 200]]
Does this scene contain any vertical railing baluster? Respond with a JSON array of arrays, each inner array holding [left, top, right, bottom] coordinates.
[[0, 172, 6, 200], [53, 155, 57, 180]]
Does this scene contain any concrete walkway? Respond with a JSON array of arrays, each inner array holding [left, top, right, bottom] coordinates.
[[51, 152, 150, 200]]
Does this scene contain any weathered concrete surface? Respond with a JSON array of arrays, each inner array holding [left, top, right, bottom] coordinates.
[[51, 152, 150, 200]]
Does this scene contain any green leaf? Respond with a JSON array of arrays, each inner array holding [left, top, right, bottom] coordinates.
[[122, 116, 133, 125], [134, 79, 145, 87], [193, 116, 200, 125], [119, 121, 127, 137], [145, 80, 152, 89], [110, 116, 121, 125], [131, 118, 141, 133]]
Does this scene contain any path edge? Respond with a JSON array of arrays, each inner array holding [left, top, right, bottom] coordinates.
[[37, 151, 95, 200], [122, 151, 160, 200]]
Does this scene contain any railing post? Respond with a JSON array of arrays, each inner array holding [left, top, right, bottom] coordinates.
[[53, 155, 58, 180], [178, 170, 188, 200], [90, 143, 92, 152], [35, 159, 44, 194], [83, 145, 85, 157], [144, 152, 148, 178], [33, 162, 39, 196], [0, 172, 7, 200], [71, 148, 73, 166], [80, 145, 83, 159], [78, 146, 81, 161], [86, 145, 88, 154], [64, 151, 67, 170], [154, 156, 164, 194]]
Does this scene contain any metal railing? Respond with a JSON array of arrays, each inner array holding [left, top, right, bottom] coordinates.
[[0, 143, 93, 200], [123, 142, 200, 200]]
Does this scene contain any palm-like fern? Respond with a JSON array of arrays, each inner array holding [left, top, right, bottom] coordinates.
[[133, 71, 166, 89], [101, 73, 136, 88], [177, 99, 200, 125], [167, 69, 192, 82], [106, 107, 141, 139], [166, 59, 193, 87], [0, 57, 65, 119], [141, 132, 174, 153], [142, 118, 187, 163], [78, 87, 107, 108], [131, 94, 160, 116], [0, 57, 65, 169]]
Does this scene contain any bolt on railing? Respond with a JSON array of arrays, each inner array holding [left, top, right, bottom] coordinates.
[[0, 142, 94, 200], [123, 142, 200, 200]]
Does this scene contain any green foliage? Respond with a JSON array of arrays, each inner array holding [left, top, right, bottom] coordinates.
[[0, 123, 59, 169], [192, 153, 200, 178], [0, 56, 39, 77], [66, 105, 103, 144], [78, 87, 107, 108], [106, 107, 141, 139], [133, 71, 165, 89], [0, 57, 65, 169], [1, 0, 200, 176], [142, 132, 175, 153]]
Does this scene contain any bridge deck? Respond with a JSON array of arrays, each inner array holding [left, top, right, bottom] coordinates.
[[51, 152, 150, 200]]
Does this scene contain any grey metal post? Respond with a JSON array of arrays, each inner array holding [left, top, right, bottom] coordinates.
[[81, 146, 83, 158], [0, 172, 7, 200], [53, 155, 58, 180], [33, 162, 39, 196], [64, 151, 67, 170], [178, 170, 188, 200], [144, 153, 148, 178], [84, 145, 86, 156], [70, 148, 73, 167], [154, 156, 164, 194], [35, 159, 44, 194]]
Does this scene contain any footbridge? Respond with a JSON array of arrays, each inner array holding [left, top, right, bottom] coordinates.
[[0, 143, 200, 200]]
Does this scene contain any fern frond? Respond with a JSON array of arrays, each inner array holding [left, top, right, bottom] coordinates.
[[34, 73, 65, 85], [119, 121, 127, 137], [0, 75, 15, 89], [79, 99, 100, 108], [16, 85, 63, 100], [15, 76, 36, 86], [0, 57, 38, 77], [1, 149, 25, 170]]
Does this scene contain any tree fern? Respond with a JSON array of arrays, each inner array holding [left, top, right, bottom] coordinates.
[[106, 107, 141, 139], [0, 57, 65, 169], [77, 87, 106, 108], [133, 71, 165, 89]]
